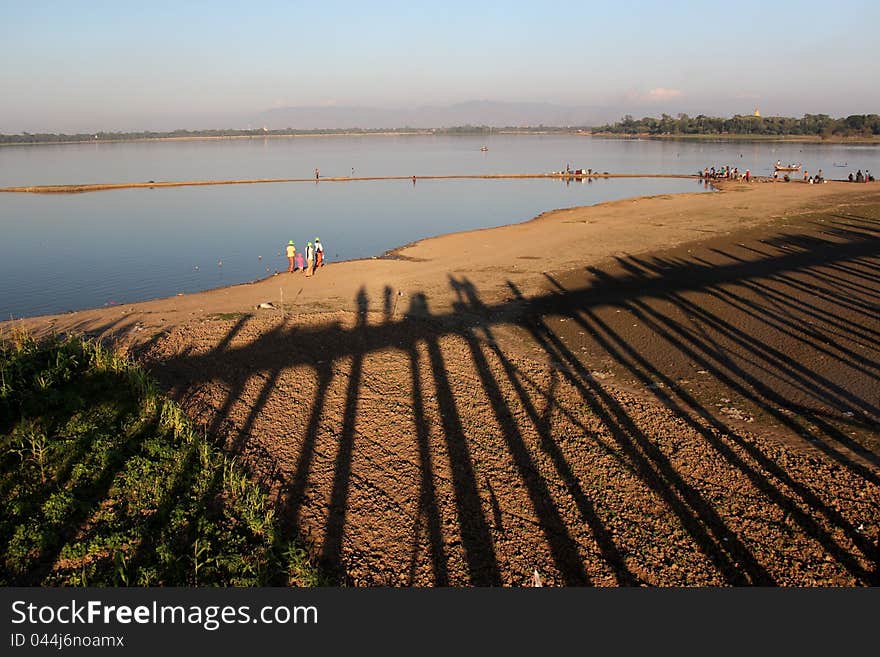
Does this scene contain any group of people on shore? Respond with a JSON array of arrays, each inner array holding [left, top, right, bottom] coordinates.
[[701, 166, 750, 181], [848, 170, 875, 183], [285, 237, 324, 276], [703, 165, 875, 184], [771, 169, 826, 183]]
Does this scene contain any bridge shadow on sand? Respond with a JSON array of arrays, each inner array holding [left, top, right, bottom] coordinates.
[[137, 209, 880, 586]]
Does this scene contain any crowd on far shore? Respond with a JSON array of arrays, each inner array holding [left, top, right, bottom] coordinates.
[[700, 166, 751, 181], [848, 169, 875, 183], [701, 164, 876, 184]]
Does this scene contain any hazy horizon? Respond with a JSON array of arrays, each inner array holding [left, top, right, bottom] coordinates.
[[3, 1, 878, 133]]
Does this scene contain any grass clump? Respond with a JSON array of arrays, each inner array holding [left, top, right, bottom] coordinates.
[[0, 330, 323, 586]]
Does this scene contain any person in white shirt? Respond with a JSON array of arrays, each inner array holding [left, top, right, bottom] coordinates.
[[315, 237, 324, 268]]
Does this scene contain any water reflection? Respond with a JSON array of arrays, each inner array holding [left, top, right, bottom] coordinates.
[[2, 134, 878, 187], [3, 133, 877, 318], [1, 177, 709, 318]]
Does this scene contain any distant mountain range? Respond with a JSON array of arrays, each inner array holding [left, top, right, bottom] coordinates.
[[254, 101, 621, 130]]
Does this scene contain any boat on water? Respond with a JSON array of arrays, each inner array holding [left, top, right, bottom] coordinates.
[[480, 145, 488, 152], [774, 163, 801, 172], [833, 162, 848, 167]]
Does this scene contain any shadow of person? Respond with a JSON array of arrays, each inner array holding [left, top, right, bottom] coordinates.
[[383, 285, 393, 323], [406, 292, 430, 319]]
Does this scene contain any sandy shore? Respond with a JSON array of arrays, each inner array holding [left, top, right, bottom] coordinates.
[[0, 172, 695, 194], [8, 181, 876, 339], [6, 181, 880, 585]]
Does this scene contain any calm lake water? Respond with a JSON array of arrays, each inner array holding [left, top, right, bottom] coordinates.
[[1, 135, 877, 319]]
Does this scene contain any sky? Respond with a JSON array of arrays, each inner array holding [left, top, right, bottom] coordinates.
[[2, 0, 877, 132]]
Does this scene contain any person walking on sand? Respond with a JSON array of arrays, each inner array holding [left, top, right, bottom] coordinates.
[[315, 168, 320, 181], [745, 169, 750, 182], [296, 250, 304, 272], [315, 237, 324, 268], [305, 241, 315, 277], [286, 240, 296, 273]]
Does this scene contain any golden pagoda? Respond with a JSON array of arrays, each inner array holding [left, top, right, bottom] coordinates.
[[753, 107, 761, 117]]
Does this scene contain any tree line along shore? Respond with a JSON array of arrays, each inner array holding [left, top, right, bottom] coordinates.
[[0, 126, 567, 146], [3, 114, 879, 146], [593, 113, 880, 140]]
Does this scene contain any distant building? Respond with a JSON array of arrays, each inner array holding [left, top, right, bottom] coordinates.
[[753, 107, 761, 117]]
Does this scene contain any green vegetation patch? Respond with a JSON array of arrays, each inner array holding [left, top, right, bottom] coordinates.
[[0, 332, 322, 586], [594, 113, 880, 139]]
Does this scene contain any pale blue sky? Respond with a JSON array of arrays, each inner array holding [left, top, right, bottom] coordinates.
[[2, 0, 877, 132]]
